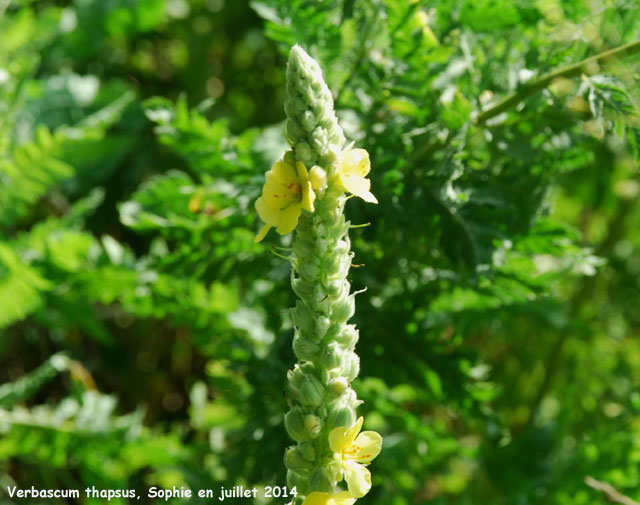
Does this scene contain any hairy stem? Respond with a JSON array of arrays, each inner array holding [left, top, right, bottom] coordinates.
[[476, 39, 640, 124]]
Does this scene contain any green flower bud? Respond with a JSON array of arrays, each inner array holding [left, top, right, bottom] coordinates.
[[302, 86, 317, 106], [322, 322, 341, 342], [331, 294, 355, 323], [285, 407, 310, 442], [301, 110, 316, 131], [291, 302, 315, 333], [336, 325, 358, 347], [286, 384, 300, 401], [293, 334, 320, 361], [284, 447, 313, 474], [315, 316, 331, 339], [300, 362, 317, 375], [325, 278, 348, 298], [321, 254, 342, 279], [313, 238, 331, 257], [335, 258, 351, 280], [343, 352, 360, 382], [299, 441, 316, 461], [295, 142, 314, 166], [321, 342, 342, 370], [287, 470, 310, 496], [299, 375, 324, 407], [287, 364, 305, 389], [312, 101, 327, 118], [324, 144, 342, 165], [312, 127, 330, 156], [332, 388, 361, 410], [298, 257, 321, 280], [335, 240, 350, 256], [292, 277, 316, 302], [287, 363, 317, 397], [284, 123, 303, 149], [304, 414, 322, 438], [293, 239, 314, 259], [326, 407, 356, 432], [331, 377, 349, 394], [309, 468, 332, 493]]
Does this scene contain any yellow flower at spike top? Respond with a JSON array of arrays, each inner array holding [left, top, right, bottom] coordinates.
[[329, 416, 383, 498], [301, 491, 356, 505], [336, 144, 378, 204], [254, 153, 325, 242]]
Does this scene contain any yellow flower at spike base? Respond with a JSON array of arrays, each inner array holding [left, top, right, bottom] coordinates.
[[337, 144, 378, 204], [254, 154, 324, 242], [329, 416, 382, 498], [302, 491, 356, 505]]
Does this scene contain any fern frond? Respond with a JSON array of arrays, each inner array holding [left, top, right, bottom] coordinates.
[[0, 126, 74, 228], [0, 243, 50, 328], [144, 96, 256, 177]]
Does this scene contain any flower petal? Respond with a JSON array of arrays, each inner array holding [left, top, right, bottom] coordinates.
[[254, 224, 271, 243], [332, 492, 357, 505], [342, 148, 370, 177], [255, 197, 280, 226], [266, 171, 304, 207], [302, 492, 331, 505], [344, 416, 364, 448], [348, 431, 383, 463], [342, 140, 355, 153], [343, 460, 371, 498], [341, 175, 378, 204], [301, 181, 316, 213], [329, 426, 349, 454], [295, 161, 310, 184], [271, 160, 298, 184], [309, 165, 327, 190], [276, 203, 302, 235], [263, 179, 291, 209]]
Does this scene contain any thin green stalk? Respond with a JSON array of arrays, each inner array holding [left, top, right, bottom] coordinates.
[[476, 39, 640, 124]]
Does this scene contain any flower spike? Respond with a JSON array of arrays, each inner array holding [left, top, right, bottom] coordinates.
[[256, 45, 382, 505]]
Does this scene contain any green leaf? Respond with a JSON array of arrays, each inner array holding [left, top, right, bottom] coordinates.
[[0, 244, 50, 328], [0, 353, 71, 408]]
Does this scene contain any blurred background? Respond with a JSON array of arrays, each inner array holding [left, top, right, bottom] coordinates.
[[1, 0, 640, 504]]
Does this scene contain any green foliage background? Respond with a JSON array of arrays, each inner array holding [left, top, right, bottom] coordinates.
[[1, 0, 639, 504]]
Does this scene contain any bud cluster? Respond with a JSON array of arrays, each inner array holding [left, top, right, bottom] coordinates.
[[284, 45, 345, 171]]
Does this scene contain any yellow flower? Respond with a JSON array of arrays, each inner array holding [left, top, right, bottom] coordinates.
[[302, 491, 356, 505], [337, 145, 378, 204], [254, 155, 323, 242], [329, 416, 382, 498]]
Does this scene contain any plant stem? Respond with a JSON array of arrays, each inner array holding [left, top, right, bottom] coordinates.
[[585, 476, 640, 505], [475, 39, 640, 125]]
